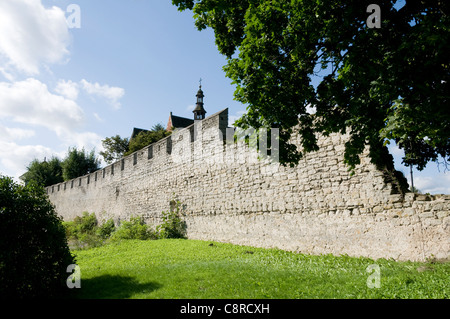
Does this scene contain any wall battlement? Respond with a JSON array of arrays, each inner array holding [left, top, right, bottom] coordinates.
[[47, 108, 450, 261]]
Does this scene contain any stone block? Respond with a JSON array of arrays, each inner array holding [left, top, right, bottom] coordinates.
[[443, 217, 450, 228], [419, 212, 435, 219], [422, 218, 442, 228], [404, 193, 416, 201], [403, 208, 416, 216], [389, 194, 403, 203], [436, 211, 449, 219], [431, 202, 450, 212], [373, 206, 383, 213]]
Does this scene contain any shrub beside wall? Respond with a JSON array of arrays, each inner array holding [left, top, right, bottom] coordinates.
[[64, 205, 186, 249], [0, 176, 75, 299]]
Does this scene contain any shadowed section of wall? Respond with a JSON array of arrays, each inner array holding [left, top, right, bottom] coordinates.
[[47, 108, 450, 261]]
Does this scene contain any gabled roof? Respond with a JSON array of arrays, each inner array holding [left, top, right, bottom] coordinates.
[[167, 112, 194, 131], [131, 127, 149, 139], [171, 115, 194, 128]]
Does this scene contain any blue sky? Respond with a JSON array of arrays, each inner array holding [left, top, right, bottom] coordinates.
[[0, 0, 448, 194]]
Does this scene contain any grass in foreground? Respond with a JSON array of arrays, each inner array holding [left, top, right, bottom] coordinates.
[[71, 239, 449, 299]]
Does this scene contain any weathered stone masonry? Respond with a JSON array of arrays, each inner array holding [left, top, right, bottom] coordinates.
[[47, 108, 450, 261]]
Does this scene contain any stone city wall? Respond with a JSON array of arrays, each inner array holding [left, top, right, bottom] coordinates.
[[47, 108, 450, 261]]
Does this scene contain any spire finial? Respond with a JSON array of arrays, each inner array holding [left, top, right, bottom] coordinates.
[[199, 77, 202, 88]]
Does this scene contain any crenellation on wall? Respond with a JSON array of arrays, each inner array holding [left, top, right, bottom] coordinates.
[[46, 107, 449, 261]]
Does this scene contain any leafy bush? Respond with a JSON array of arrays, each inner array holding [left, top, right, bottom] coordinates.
[[64, 212, 103, 249], [65, 199, 186, 248], [97, 218, 115, 239], [110, 217, 157, 241], [0, 175, 75, 298], [157, 200, 186, 239], [75, 212, 98, 234], [64, 212, 96, 238]]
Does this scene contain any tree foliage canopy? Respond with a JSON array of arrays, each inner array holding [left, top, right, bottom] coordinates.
[[173, 0, 449, 171], [22, 147, 101, 186], [21, 156, 64, 187], [125, 123, 171, 156], [100, 124, 170, 162], [100, 135, 130, 164], [62, 147, 101, 181], [0, 176, 75, 298]]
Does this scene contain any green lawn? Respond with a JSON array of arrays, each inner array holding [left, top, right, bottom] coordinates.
[[71, 239, 449, 299]]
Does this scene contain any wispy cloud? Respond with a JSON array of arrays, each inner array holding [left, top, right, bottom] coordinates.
[[80, 79, 125, 110], [93, 112, 104, 123], [55, 79, 79, 100]]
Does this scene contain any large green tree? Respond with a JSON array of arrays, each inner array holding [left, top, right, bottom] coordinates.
[[20, 157, 63, 187], [173, 0, 449, 172], [100, 135, 130, 164], [21, 148, 101, 186], [62, 147, 101, 181], [100, 124, 170, 162], [125, 123, 171, 156]]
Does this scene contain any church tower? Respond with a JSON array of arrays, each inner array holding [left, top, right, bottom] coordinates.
[[193, 80, 206, 120]]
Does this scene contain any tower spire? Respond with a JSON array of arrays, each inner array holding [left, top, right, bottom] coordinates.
[[193, 80, 206, 120]]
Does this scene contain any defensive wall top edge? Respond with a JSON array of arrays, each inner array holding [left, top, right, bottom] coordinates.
[[45, 108, 229, 193]]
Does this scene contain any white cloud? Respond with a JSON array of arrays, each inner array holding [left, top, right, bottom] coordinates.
[[54, 78, 125, 109], [55, 79, 79, 100], [0, 125, 35, 141], [388, 143, 449, 194], [59, 131, 104, 153], [0, 77, 116, 181], [0, 78, 84, 133], [413, 174, 450, 195], [80, 79, 125, 109], [0, 0, 70, 76], [0, 127, 104, 182], [0, 140, 55, 181], [0, 2, 115, 181]]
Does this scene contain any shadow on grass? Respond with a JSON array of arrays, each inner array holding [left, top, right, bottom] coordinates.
[[73, 275, 162, 299]]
